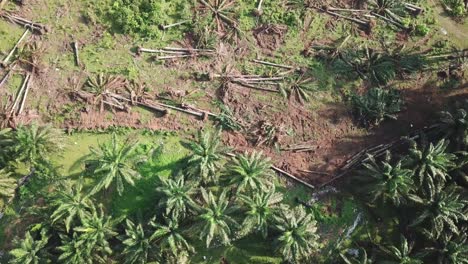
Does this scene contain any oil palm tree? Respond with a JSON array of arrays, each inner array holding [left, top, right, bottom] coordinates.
[[225, 151, 273, 194], [50, 180, 94, 232], [57, 233, 92, 264], [435, 233, 468, 264], [357, 153, 414, 206], [238, 188, 283, 238], [120, 219, 152, 264], [6, 124, 64, 166], [196, 188, 239, 248], [273, 205, 320, 263], [186, 129, 229, 184], [404, 140, 457, 199], [156, 175, 196, 220], [378, 235, 424, 264], [74, 205, 119, 262], [9, 229, 49, 264], [149, 217, 194, 257], [409, 186, 468, 239], [437, 102, 468, 150], [0, 169, 16, 205], [280, 74, 316, 104], [85, 134, 144, 196]]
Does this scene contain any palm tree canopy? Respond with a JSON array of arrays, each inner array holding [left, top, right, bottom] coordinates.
[[273, 205, 319, 263], [9, 229, 49, 264], [156, 175, 196, 220], [50, 180, 94, 232], [358, 154, 413, 206], [120, 219, 152, 264], [149, 217, 194, 257], [0, 169, 17, 202], [74, 205, 119, 258], [85, 134, 144, 196], [4, 124, 65, 165], [226, 151, 273, 193], [378, 235, 424, 264], [409, 186, 468, 239], [196, 188, 239, 248], [57, 233, 93, 264], [238, 187, 283, 238], [404, 139, 457, 198], [186, 129, 229, 184]]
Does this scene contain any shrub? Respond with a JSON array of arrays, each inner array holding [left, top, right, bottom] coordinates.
[[351, 88, 402, 127], [106, 0, 191, 39], [414, 23, 430, 36], [442, 0, 467, 17]]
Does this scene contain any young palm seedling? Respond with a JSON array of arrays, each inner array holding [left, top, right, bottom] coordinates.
[[196, 0, 242, 43], [81, 74, 126, 112], [280, 73, 315, 104]]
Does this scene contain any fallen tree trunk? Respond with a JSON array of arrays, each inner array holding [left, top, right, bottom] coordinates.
[[1, 13, 48, 34], [17, 73, 31, 115], [1, 28, 28, 67]]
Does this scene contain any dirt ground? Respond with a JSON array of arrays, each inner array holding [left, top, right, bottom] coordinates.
[[0, 0, 467, 187]]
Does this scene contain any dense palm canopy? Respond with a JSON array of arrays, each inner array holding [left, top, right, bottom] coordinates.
[[226, 151, 273, 193], [0, 169, 16, 204], [438, 103, 468, 150], [196, 188, 238, 248], [379, 235, 424, 264], [357, 153, 413, 206], [186, 130, 229, 184], [57, 233, 93, 264], [404, 140, 457, 198], [238, 188, 283, 238], [120, 219, 152, 264], [273, 205, 319, 263], [410, 186, 468, 239], [85, 134, 144, 196], [156, 175, 196, 220], [74, 206, 119, 261], [50, 180, 94, 232], [9, 229, 49, 264], [1, 124, 64, 166], [437, 233, 468, 264], [149, 217, 194, 256]]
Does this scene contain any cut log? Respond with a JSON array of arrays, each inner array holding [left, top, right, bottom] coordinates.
[[155, 55, 193, 60], [272, 166, 315, 189], [0, 67, 14, 89], [325, 10, 370, 27], [158, 20, 190, 30], [163, 47, 215, 53], [1, 28, 28, 66], [252, 59, 294, 70], [1, 13, 48, 34], [17, 73, 31, 115], [233, 81, 280, 93], [9, 74, 29, 115], [153, 102, 205, 118], [73, 41, 80, 67]]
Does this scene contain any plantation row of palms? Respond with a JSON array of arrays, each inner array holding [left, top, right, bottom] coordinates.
[[0, 127, 321, 263], [335, 102, 468, 263]]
